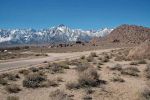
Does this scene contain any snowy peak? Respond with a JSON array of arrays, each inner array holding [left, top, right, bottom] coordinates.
[[0, 25, 113, 44]]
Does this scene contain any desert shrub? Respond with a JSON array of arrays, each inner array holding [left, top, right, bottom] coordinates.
[[144, 64, 150, 79], [121, 67, 140, 76], [109, 64, 122, 71], [23, 73, 46, 88], [4, 73, 20, 81], [0, 73, 20, 81], [0, 77, 8, 85], [56, 77, 63, 82], [19, 69, 30, 75], [130, 61, 138, 65], [83, 95, 92, 100], [98, 62, 103, 65], [97, 65, 101, 70], [80, 55, 85, 59], [58, 62, 70, 69], [66, 82, 80, 90], [49, 63, 64, 73], [111, 76, 125, 82], [35, 53, 48, 56], [138, 59, 147, 64], [5, 84, 21, 93], [29, 67, 39, 72], [75, 63, 90, 72], [68, 59, 81, 66], [85, 88, 94, 94], [140, 88, 150, 100], [78, 68, 100, 87], [50, 89, 73, 100], [86, 55, 94, 62], [90, 52, 97, 57], [114, 55, 126, 61], [7, 96, 19, 100], [43, 61, 48, 63], [101, 57, 109, 63]]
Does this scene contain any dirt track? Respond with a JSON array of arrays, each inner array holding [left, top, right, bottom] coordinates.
[[0, 49, 114, 72]]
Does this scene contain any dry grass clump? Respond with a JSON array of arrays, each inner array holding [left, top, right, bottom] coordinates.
[[49, 89, 73, 100], [80, 55, 85, 59], [0, 77, 8, 85], [140, 88, 150, 100], [19, 69, 30, 76], [29, 67, 39, 72], [75, 63, 90, 72], [0, 73, 20, 81], [111, 76, 125, 82], [85, 88, 94, 94], [83, 95, 92, 100], [49, 63, 66, 74], [114, 55, 127, 61], [66, 82, 80, 90], [78, 68, 100, 87], [109, 64, 122, 71], [138, 59, 147, 64], [144, 64, 150, 79], [7, 74, 20, 81], [100, 56, 110, 63], [35, 53, 48, 56], [86, 55, 94, 62], [7, 96, 19, 100], [121, 66, 140, 76], [5, 84, 21, 93], [90, 52, 98, 57], [23, 73, 47, 88], [49, 62, 69, 73], [130, 61, 138, 65]]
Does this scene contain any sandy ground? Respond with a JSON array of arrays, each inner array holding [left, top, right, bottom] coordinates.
[[0, 48, 149, 100]]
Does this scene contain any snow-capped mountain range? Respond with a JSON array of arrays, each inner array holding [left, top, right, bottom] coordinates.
[[0, 24, 113, 45]]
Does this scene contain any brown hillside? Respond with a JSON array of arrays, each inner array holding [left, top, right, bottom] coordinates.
[[92, 24, 150, 45], [127, 39, 150, 59]]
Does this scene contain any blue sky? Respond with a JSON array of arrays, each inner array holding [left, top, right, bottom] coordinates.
[[0, 0, 150, 30]]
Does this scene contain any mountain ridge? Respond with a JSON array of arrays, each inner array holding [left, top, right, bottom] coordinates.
[[0, 24, 113, 45]]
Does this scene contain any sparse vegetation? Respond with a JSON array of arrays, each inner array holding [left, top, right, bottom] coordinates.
[[90, 52, 97, 57], [5, 84, 21, 93], [80, 55, 85, 59], [23, 73, 47, 88], [130, 61, 138, 65], [49, 63, 65, 73], [144, 64, 150, 79], [7, 96, 19, 100], [49, 89, 73, 100], [109, 64, 122, 71], [83, 95, 92, 100], [19, 69, 30, 76], [0, 77, 8, 85], [78, 68, 100, 87], [66, 82, 80, 90], [86, 55, 94, 62], [75, 63, 90, 72], [140, 88, 150, 100], [29, 67, 39, 72], [121, 67, 140, 76], [111, 76, 125, 82], [138, 59, 147, 64]]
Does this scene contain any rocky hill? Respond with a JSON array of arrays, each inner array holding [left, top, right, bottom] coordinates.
[[91, 24, 150, 45]]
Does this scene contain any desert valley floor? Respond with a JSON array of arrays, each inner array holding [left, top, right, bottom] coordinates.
[[0, 45, 150, 100]]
